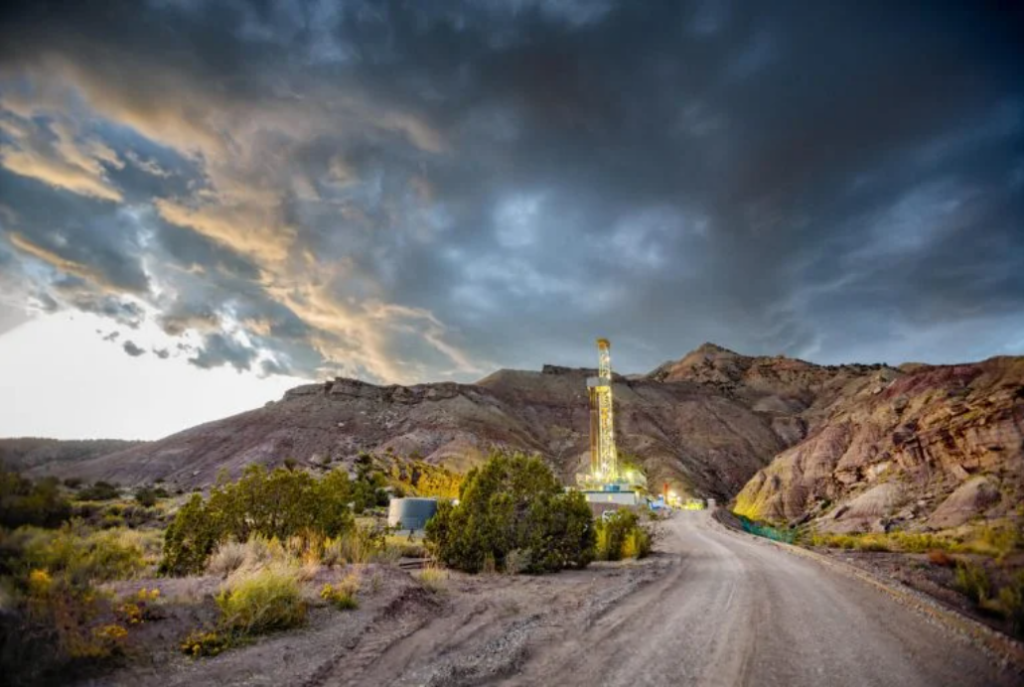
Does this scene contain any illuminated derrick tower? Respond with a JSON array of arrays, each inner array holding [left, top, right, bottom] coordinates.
[[587, 338, 618, 482]]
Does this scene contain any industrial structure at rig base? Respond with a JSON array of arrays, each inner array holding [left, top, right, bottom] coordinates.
[[579, 338, 641, 505]]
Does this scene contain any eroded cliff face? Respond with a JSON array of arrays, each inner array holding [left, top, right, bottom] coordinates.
[[733, 357, 1024, 533]]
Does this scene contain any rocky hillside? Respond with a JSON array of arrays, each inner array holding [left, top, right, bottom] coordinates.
[[734, 356, 1024, 533], [27, 361, 786, 499], [20, 344, 884, 498], [0, 438, 146, 472], [23, 344, 1022, 521]]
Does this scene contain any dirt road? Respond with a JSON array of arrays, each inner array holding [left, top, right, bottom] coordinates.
[[502, 511, 1015, 687]]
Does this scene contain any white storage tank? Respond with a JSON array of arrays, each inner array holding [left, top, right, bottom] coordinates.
[[388, 497, 439, 531]]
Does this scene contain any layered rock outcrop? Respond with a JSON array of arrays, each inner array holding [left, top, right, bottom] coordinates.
[[733, 356, 1024, 532]]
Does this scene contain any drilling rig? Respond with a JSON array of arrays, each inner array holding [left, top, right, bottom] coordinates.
[[587, 338, 618, 483]]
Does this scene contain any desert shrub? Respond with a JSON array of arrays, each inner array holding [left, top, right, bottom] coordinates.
[[622, 524, 653, 559], [160, 495, 220, 576], [388, 460, 463, 499], [12, 524, 152, 584], [216, 566, 306, 637], [77, 482, 119, 502], [594, 510, 652, 561], [889, 531, 950, 553], [954, 560, 992, 604], [206, 540, 249, 577], [160, 467, 356, 575], [180, 629, 231, 658], [115, 587, 162, 625], [0, 470, 71, 528], [134, 487, 158, 508], [21, 568, 125, 659], [927, 549, 954, 567], [958, 523, 1022, 558], [0, 530, 145, 685], [425, 451, 595, 574], [415, 565, 448, 592], [320, 526, 389, 566], [350, 454, 390, 513], [807, 530, 955, 554], [852, 533, 890, 552], [63, 478, 83, 489], [319, 577, 358, 610], [998, 572, 1024, 637]]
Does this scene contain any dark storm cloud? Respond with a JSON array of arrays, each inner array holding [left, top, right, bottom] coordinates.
[[188, 333, 257, 372], [122, 340, 145, 357], [0, 0, 1022, 379]]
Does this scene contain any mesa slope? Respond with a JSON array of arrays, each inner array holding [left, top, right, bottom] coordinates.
[[24, 345, 1024, 521]]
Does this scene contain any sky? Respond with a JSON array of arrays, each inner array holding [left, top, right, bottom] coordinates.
[[0, 1, 1022, 440]]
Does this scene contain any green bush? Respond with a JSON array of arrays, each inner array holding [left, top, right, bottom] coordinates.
[[216, 566, 306, 636], [594, 510, 652, 561], [160, 494, 219, 576], [0, 470, 71, 528], [998, 572, 1024, 638], [425, 451, 595, 574], [388, 460, 463, 499], [320, 580, 358, 610], [0, 523, 155, 684], [954, 560, 992, 604], [10, 524, 152, 584], [159, 466, 356, 576], [180, 629, 231, 658], [77, 482, 119, 502], [134, 487, 159, 508]]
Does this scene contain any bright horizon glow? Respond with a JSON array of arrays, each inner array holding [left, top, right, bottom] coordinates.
[[0, 312, 307, 440]]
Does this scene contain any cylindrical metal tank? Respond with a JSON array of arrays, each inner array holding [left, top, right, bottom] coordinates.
[[387, 497, 439, 531]]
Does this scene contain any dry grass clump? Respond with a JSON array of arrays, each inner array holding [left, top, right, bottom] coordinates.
[[206, 540, 248, 577], [415, 564, 448, 592], [319, 572, 359, 610], [216, 565, 306, 637]]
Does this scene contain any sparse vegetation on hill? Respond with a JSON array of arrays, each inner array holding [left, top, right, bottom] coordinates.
[[0, 469, 71, 528], [387, 457, 463, 499], [425, 450, 595, 574]]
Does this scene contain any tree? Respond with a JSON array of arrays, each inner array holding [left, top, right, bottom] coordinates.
[[158, 466, 357, 575], [160, 494, 218, 576], [0, 470, 71, 529], [425, 451, 595, 573], [135, 487, 158, 508]]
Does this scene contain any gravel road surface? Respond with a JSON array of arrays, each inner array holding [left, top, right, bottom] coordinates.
[[503, 511, 1016, 687]]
